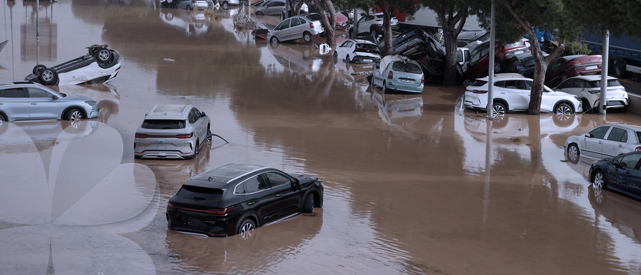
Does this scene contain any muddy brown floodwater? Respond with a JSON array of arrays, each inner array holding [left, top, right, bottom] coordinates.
[[3, 1, 641, 275]]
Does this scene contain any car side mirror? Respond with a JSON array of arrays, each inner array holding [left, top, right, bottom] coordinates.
[[201, 112, 206, 117], [291, 178, 301, 191], [360, 12, 365, 16], [584, 133, 592, 138]]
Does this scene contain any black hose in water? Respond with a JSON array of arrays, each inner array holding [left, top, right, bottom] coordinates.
[[208, 133, 229, 143]]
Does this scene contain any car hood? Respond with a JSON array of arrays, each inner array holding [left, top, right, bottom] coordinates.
[[60, 94, 95, 102]]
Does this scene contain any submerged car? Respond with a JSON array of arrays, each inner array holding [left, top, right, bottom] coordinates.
[[463, 74, 582, 114], [0, 82, 99, 123], [334, 39, 380, 63], [554, 75, 628, 112], [565, 124, 641, 163], [166, 163, 324, 237], [268, 13, 324, 44], [371, 55, 424, 94], [25, 44, 121, 86], [545, 54, 602, 88], [134, 104, 210, 159], [589, 151, 641, 201]]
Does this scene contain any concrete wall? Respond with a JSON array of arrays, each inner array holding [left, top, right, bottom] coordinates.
[[627, 94, 641, 116]]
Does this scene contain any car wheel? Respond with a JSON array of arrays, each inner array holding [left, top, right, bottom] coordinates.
[[345, 55, 350, 63], [0, 113, 6, 124], [462, 79, 472, 87], [593, 170, 607, 189], [96, 48, 112, 64], [38, 68, 58, 85], [33, 64, 47, 75], [222, 1, 229, 9], [581, 98, 591, 112], [270, 36, 279, 44], [237, 218, 256, 237], [256, 11, 263, 16], [302, 194, 314, 213], [319, 32, 327, 38], [333, 52, 338, 63], [493, 59, 502, 73], [492, 102, 507, 115], [303, 32, 312, 44], [614, 59, 629, 79], [64, 108, 83, 121], [567, 144, 580, 164], [383, 81, 391, 93], [554, 102, 573, 114]]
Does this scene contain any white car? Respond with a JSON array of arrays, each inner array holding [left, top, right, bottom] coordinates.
[[349, 12, 398, 37], [334, 39, 381, 63], [464, 74, 582, 114], [565, 124, 641, 163], [554, 75, 629, 112]]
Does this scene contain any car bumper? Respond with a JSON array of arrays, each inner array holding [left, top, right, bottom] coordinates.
[[167, 208, 241, 237], [387, 80, 424, 93]]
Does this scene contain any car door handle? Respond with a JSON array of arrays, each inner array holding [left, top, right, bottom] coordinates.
[[31, 102, 37, 105], [247, 201, 255, 205], [598, 141, 602, 144], [619, 144, 623, 148], [275, 193, 282, 197]]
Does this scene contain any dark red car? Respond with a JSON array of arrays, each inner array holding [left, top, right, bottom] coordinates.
[[463, 40, 530, 85], [544, 54, 602, 87]]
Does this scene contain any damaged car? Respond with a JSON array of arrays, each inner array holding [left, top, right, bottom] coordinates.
[[371, 55, 424, 94], [334, 39, 381, 63], [25, 44, 121, 86], [166, 163, 324, 237]]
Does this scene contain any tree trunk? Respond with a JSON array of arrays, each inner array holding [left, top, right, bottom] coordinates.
[[381, 6, 393, 56], [436, 8, 467, 86], [293, 0, 305, 15], [527, 30, 565, 115], [318, 0, 336, 48]]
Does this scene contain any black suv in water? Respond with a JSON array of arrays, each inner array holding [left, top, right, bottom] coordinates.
[[166, 163, 323, 237]]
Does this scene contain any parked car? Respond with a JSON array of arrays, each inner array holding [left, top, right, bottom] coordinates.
[[463, 73, 582, 114], [371, 55, 424, 94], [255, 0, 286, 16], [220, 0, 246, 10], [554, 75, 629, 112], [166, 163, 324, 237], [134, 104, 210, 159], [334, 39, 381, 64], [24, 45, 121, 86], [565, 124, 641, 163], [545, 54, 602, 88], [268, 13, 324, 44], [162, 0, 209, 10], [463, 40, 530, 85], [458, 47, 471, 71], [457, 30, 489, 47], [334, 12, 349, 30], [280, 1, 309, 20], [348, 12, 398, 37], [0, 82, 99, 123], [504, 52, 539, 78], [589, 151, 641, 201]]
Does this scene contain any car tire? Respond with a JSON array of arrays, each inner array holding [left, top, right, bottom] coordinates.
[[593, 169, 607, 189], [222, 1, 229, 10], [581, 98, 591, 113], [493, 59, 502, 73], [302, 194, 314, 213], [270, 36, 279, 47], [303, 32, 313, 44], [319, 32, 326, 38], [567, 144, 580, 164], [64, 108, 84, 121], [96, 48, 112, 63], [256, 11, 264, 16], [0, 113, 7, 125], [237, 218, 256, 237], [333, 52, 338, 63], [345, 55, 350, 63], [492, 102, 507, 115], [38, 68, 58, 85], [33, 64, 47, 75], [383, 81, 390, 94], [462, 79, 472, 87], [614, 59, 629, 79], [369, 28, 376, 38], [554, 102, 573, 114]]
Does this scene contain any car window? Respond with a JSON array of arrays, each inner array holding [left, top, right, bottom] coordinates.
[[0, 88, 26, 98], [619, 154, 641, 169], [503, 80, 522, 89], [340, 41, 351, 47], [274, 2, 284, 6], [457, 50, 463, 62], [469, 42, 488, 64], [392, 62, 422, 74], [306, 14, 322, 21], [265, 172, 291, 187], [141, 120, 186, 129], [493, 81, 505, 88], [357, 16, 366, 23], [549, 60, 561, 71], [607, 127, 628, 142], [177, 185, 223, 200], [243, 175, 269, 193], [525, 80, 533, 90], [589, 126, 610, 139], [464, 50, 470, 61], [291, 18, 301, 27], [471, 80, 488, 87], [637, 132, 641, 144], [345, 41, 353, 47], [558, 79, 575, 89], [276, 19, 290, 30], [588, 79, 623, 88], [28, 88, 53, 98], [189, 109, 198, 124]]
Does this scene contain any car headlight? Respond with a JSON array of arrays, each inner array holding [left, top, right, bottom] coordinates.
[[85, 100, 97, 106]]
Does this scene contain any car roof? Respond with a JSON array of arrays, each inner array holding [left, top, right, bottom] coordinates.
[[476, 73, 527, 81], [560, 54, 585, 61], [569, 75, 616, 81], [353, 39, 376, 45], [600, 123, 641, 131], [145, 104, 192, 120], [183, 163, 269, 189]]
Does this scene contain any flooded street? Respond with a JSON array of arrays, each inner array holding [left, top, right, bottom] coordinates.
[[4, 1, 641, 274]]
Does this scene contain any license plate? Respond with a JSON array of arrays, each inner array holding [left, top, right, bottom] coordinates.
[[364, 59, 372, 62], [401, 79, 413, 83], [513, 51, 523, 55], [586, 65, 598, 70]]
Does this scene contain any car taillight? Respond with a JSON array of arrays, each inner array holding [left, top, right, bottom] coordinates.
[[309, 22, 314, 28], [167, 202, 176, 210], [421, 75, 424, 83], [204, 207, 234, 215], [176, 133, 193, 139], [135, 133, 147, 138], [570, 60, 581, 65], [472, 90, 487, 94], [636, 146, 641, 151], [353, 56, 359, 60], [388, 71, 393, 79], [191, 0, 195, 3]]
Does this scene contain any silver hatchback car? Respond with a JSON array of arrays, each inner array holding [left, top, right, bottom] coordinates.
[[134, 104, 211, 159], [0, 82, 99, 123], [268, 13, 325, 44]]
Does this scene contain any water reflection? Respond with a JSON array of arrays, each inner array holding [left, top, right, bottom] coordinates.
[[589, 186, 641, 245]]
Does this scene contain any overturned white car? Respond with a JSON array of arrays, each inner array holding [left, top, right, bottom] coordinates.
[[25, 44, 121, 86]]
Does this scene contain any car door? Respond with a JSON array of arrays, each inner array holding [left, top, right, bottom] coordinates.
[[506, 80, 530, 111], [288, 18, 302, 41], [582, 126, 611, 159], [601, 127, 629, 158], [264, 171, 301, 217], [27, 88, 60, 120], [240, 174, 283, 225], [336, 40, 352, 60], [628, 157, 641, 196], [274, 19, 291, 40], [610, 154, 641, 192], [0, 88, 30, 121], [190, 107, 206, 145]]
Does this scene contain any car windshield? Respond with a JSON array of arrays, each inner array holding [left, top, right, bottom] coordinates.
[[504, 41, 525, 49], [470, 80, 488, 87], [588, 79, 622, 87], [392, 62, 422, 74], [356, 43, 379, 52], [306, 14, 322, 21], [177, 186, 223, 201], [141, 119, 186, 129]]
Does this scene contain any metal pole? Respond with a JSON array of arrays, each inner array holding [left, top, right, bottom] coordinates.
[[599, 29, 609, 115], [486, 0, 495, 116], [36, 0, 39, 38], [353, 6, 358, 39]]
